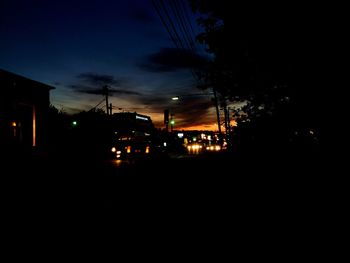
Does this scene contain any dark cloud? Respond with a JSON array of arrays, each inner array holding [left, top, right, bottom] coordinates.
[[172, 98, 213, 127], [109, 89, 142, 96], [134, 93, 214, 128], [70, 84, 142, 96], [139, 96, 171, 106], [139, 48, 208, 72], [77, 72, 120, 86]]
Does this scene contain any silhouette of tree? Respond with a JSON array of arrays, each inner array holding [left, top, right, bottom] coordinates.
[[190, 0, 321, 157]]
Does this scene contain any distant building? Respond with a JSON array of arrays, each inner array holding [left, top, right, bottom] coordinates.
[[111, 112, 154, 135], [0, 69, 54, 155]]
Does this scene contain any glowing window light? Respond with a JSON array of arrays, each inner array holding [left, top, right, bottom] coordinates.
[[32, 106, 36, 147]]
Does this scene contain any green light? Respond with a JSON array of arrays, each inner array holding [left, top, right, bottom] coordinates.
[[170, 120, 175, 125], [72, 121, 77, 126]]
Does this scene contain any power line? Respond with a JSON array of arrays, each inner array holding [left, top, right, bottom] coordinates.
[[152, 0, 180, 49], [162, 0, 204, 83], [88, 98, 105, 112], [158, 0, 187, 50], [170, 0, 193, 51], [178, 0, 197, 45]]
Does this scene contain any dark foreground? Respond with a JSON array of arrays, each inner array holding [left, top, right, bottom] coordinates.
[[3, 149, 336, 254], [2, 150, 325, 213]]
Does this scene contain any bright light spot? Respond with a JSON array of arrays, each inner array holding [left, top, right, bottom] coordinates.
[[11, 122, 16, 127], [231, 119, 237, 127], [111, 147, 116, 152], [116, 154, 121, 158], [170, 120, 175, 125], [72, 121, 77, 126], [172, 96, 179, 100], [116, 150, 121, 154], [145, 146, 150, 154], [215, 145, 221, 151], [127, 146, 131, 153], [177, 133, 184, 138], [114, 160, 122, 167], [187, 144, 202, 154], [163, 142, 167, 147], [136, 115, 148, 121]]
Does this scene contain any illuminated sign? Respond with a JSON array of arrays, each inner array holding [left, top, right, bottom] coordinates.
[[136, 115, 149, 121]]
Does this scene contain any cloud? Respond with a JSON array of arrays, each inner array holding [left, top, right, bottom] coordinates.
[[139, 48, 208, 72], [77, 72, 120, 86], [171, 98, 214, 128], [69, 84, 142, 96], [133, 93, 214, 128], [69, 72, 142, 96]]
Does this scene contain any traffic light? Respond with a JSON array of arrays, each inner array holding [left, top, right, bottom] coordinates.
[[72, 120, 78, 127]]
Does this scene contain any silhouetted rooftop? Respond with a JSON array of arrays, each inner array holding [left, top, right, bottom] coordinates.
[[0, 68, 55, 91]]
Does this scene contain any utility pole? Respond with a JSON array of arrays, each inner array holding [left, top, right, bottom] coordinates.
[[164, 109, 169, 132], [227, 106, 232, 150], [224, 105, 233, 149], [224, 103, 229, 137], [213, 88, 223, 146], [103, 85, 109, 116]]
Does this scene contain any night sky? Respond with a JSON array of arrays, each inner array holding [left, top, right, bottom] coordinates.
[[1, 0, 217, 130]]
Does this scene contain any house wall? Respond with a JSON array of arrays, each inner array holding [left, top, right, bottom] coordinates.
[[0, 69, 53, 156]]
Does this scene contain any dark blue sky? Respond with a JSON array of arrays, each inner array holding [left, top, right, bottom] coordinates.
[[1, 0, 218, 129]]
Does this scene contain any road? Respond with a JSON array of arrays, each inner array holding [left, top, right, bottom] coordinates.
[[2, 149, 324, 216]]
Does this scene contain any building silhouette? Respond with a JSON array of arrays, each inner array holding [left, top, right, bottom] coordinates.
[[0, 69, 54, 156]]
